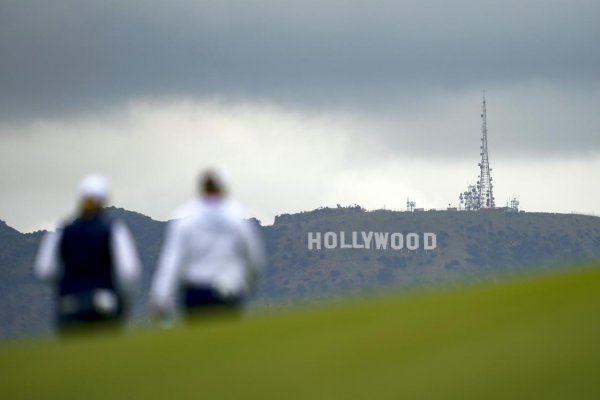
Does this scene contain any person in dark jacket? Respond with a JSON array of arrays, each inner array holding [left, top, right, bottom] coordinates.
[[34, 174, 140, 335]]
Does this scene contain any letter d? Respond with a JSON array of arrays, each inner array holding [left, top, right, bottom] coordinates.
[[424, 233, 437, 250]]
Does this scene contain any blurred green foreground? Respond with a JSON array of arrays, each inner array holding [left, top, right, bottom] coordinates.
[[1, 264, 599, 399]]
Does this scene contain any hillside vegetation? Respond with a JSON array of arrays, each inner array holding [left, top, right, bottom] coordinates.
[[1, 264, 599, 399], [2, 207, 600, 337], [263, 208, 600, 297]]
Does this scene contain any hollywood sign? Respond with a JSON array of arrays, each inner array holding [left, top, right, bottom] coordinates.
[[307, 231, 437, 251]]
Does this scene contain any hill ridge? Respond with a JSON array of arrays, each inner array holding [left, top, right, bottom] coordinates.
[[1, 206, 600, 338]]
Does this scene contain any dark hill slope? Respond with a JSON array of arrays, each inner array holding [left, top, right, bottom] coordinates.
[[1, 207, 600, 337], [0, 220, 47, 334], [261, 208, 600, 298]]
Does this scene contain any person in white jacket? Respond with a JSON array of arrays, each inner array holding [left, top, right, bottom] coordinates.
[[34, 174, 141, 335], [149, 169, 265, 320]]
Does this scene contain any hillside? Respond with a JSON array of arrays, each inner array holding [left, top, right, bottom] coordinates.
[[1, 264, 599, 399], [0, 220, 48, 335], [262, 207, 600, 298], [1, 206, 600, 337]]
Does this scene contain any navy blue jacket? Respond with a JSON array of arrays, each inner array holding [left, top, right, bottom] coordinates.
[[58, 214, 117, 297]]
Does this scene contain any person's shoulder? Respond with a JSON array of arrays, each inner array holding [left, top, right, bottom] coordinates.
[[170, 200, 201, 220], [106, 217, 131, 235], [237, 217, 262, 237], [59, 214, 79, 232], [160, 201, 198, 235], [224, 202, 260, 236], [73, 212, 118, 234], [40, 223, 65, 241], [220, 199, 247, 220]]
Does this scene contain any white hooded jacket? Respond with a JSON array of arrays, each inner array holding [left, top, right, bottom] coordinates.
[[150, 197, 265, 312]]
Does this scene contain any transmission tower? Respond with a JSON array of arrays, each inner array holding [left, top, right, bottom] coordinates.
[[477, 91, 495, 208]]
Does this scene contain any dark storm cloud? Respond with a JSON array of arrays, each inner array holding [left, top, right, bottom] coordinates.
[[1, 0, 599, 120]]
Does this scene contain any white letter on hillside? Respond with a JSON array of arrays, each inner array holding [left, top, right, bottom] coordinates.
[[324, 232, 337, 249], [424, 233, 437, 250], [340, 231, 352, 249], [361, 231, 374, 249], [406, 233, 419, 250], [307, 232, 321, 250], [352, 231, 364, 249], [390, 233, 403, 250], [374, 232, 389, 250]]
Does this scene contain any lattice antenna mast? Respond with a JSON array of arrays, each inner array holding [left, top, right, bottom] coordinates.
[[477, 91, 495, 208]]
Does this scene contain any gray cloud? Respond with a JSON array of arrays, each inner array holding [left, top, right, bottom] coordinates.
[[1, 99, 598, 232], [1, 0, 599, 120], [362, 83, 600, 159], [1, 0, 599, 231]]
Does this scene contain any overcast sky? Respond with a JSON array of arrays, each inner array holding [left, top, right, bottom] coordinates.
[[1, 0, 599, 232]]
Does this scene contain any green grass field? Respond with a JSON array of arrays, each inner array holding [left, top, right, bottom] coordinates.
[[1, 264, 600, 399]]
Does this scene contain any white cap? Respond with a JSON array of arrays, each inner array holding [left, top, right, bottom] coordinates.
[[79, 174, 109, 202]]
